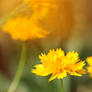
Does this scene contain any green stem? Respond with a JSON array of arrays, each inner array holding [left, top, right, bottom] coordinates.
[[61, 79, 63, 92], [8, 43, 27, 92]]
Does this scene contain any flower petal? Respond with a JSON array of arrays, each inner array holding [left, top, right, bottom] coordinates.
[[66, 51, 79, 63], [86, 56, 92, 65], [57, 71, 67, 79], [32, 64, 50, 76], [49, 73, 57, 82]]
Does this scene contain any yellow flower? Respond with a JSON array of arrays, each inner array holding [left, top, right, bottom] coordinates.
[[24, 0, 74, 49], [24, 0, 73, 36], [2, 16, 49, 41], [86, 56, 92, 77], [32, 48, 86, 81]]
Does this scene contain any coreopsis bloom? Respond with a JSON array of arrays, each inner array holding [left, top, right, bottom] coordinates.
[[24, 0, 73, 33], [2, 15, 49, 41], [86, 56, 92, 77], [24, 0, 73, 30], [24, 0, 73, 47], [32, 48, 86, 81]]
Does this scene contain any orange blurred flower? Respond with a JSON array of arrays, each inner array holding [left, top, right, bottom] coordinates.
[[2, 15, 49, 41], [24, 0, 74, 41], [2, 0, 74, 42]]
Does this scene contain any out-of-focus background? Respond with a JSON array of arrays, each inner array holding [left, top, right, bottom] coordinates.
[[0, 0, 92, 92]]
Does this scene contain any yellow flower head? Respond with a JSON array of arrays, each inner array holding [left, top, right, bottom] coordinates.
[[2, 16, 49, 41], [32, 48, 86, 81], [86, 56, 92, 77], [24, 0, 73, 34]]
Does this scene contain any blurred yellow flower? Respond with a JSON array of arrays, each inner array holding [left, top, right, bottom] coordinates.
[[32, 48, 86, 81], [2, 16, 49, 41], [24, 0, 74, 46], [86, 56, 92, 77], [24, 0, 73, 31]]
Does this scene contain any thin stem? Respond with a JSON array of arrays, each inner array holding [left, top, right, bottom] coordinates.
[[8, 43, 27, 92], [61, 79, 63, 92]]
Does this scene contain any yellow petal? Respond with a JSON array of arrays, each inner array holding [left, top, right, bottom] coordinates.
[[87, 66, 92, 74], [56, 48, 64, 57], [66, 51, 79, 63], [74, 61, 85, 71], [32, 64, 50, 76], [86, 56, 92, 65], [68, 71, 82, 76], [77, 69, 86, 74], [57, 71, 67, 79], [49, 74, 57, 82]]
